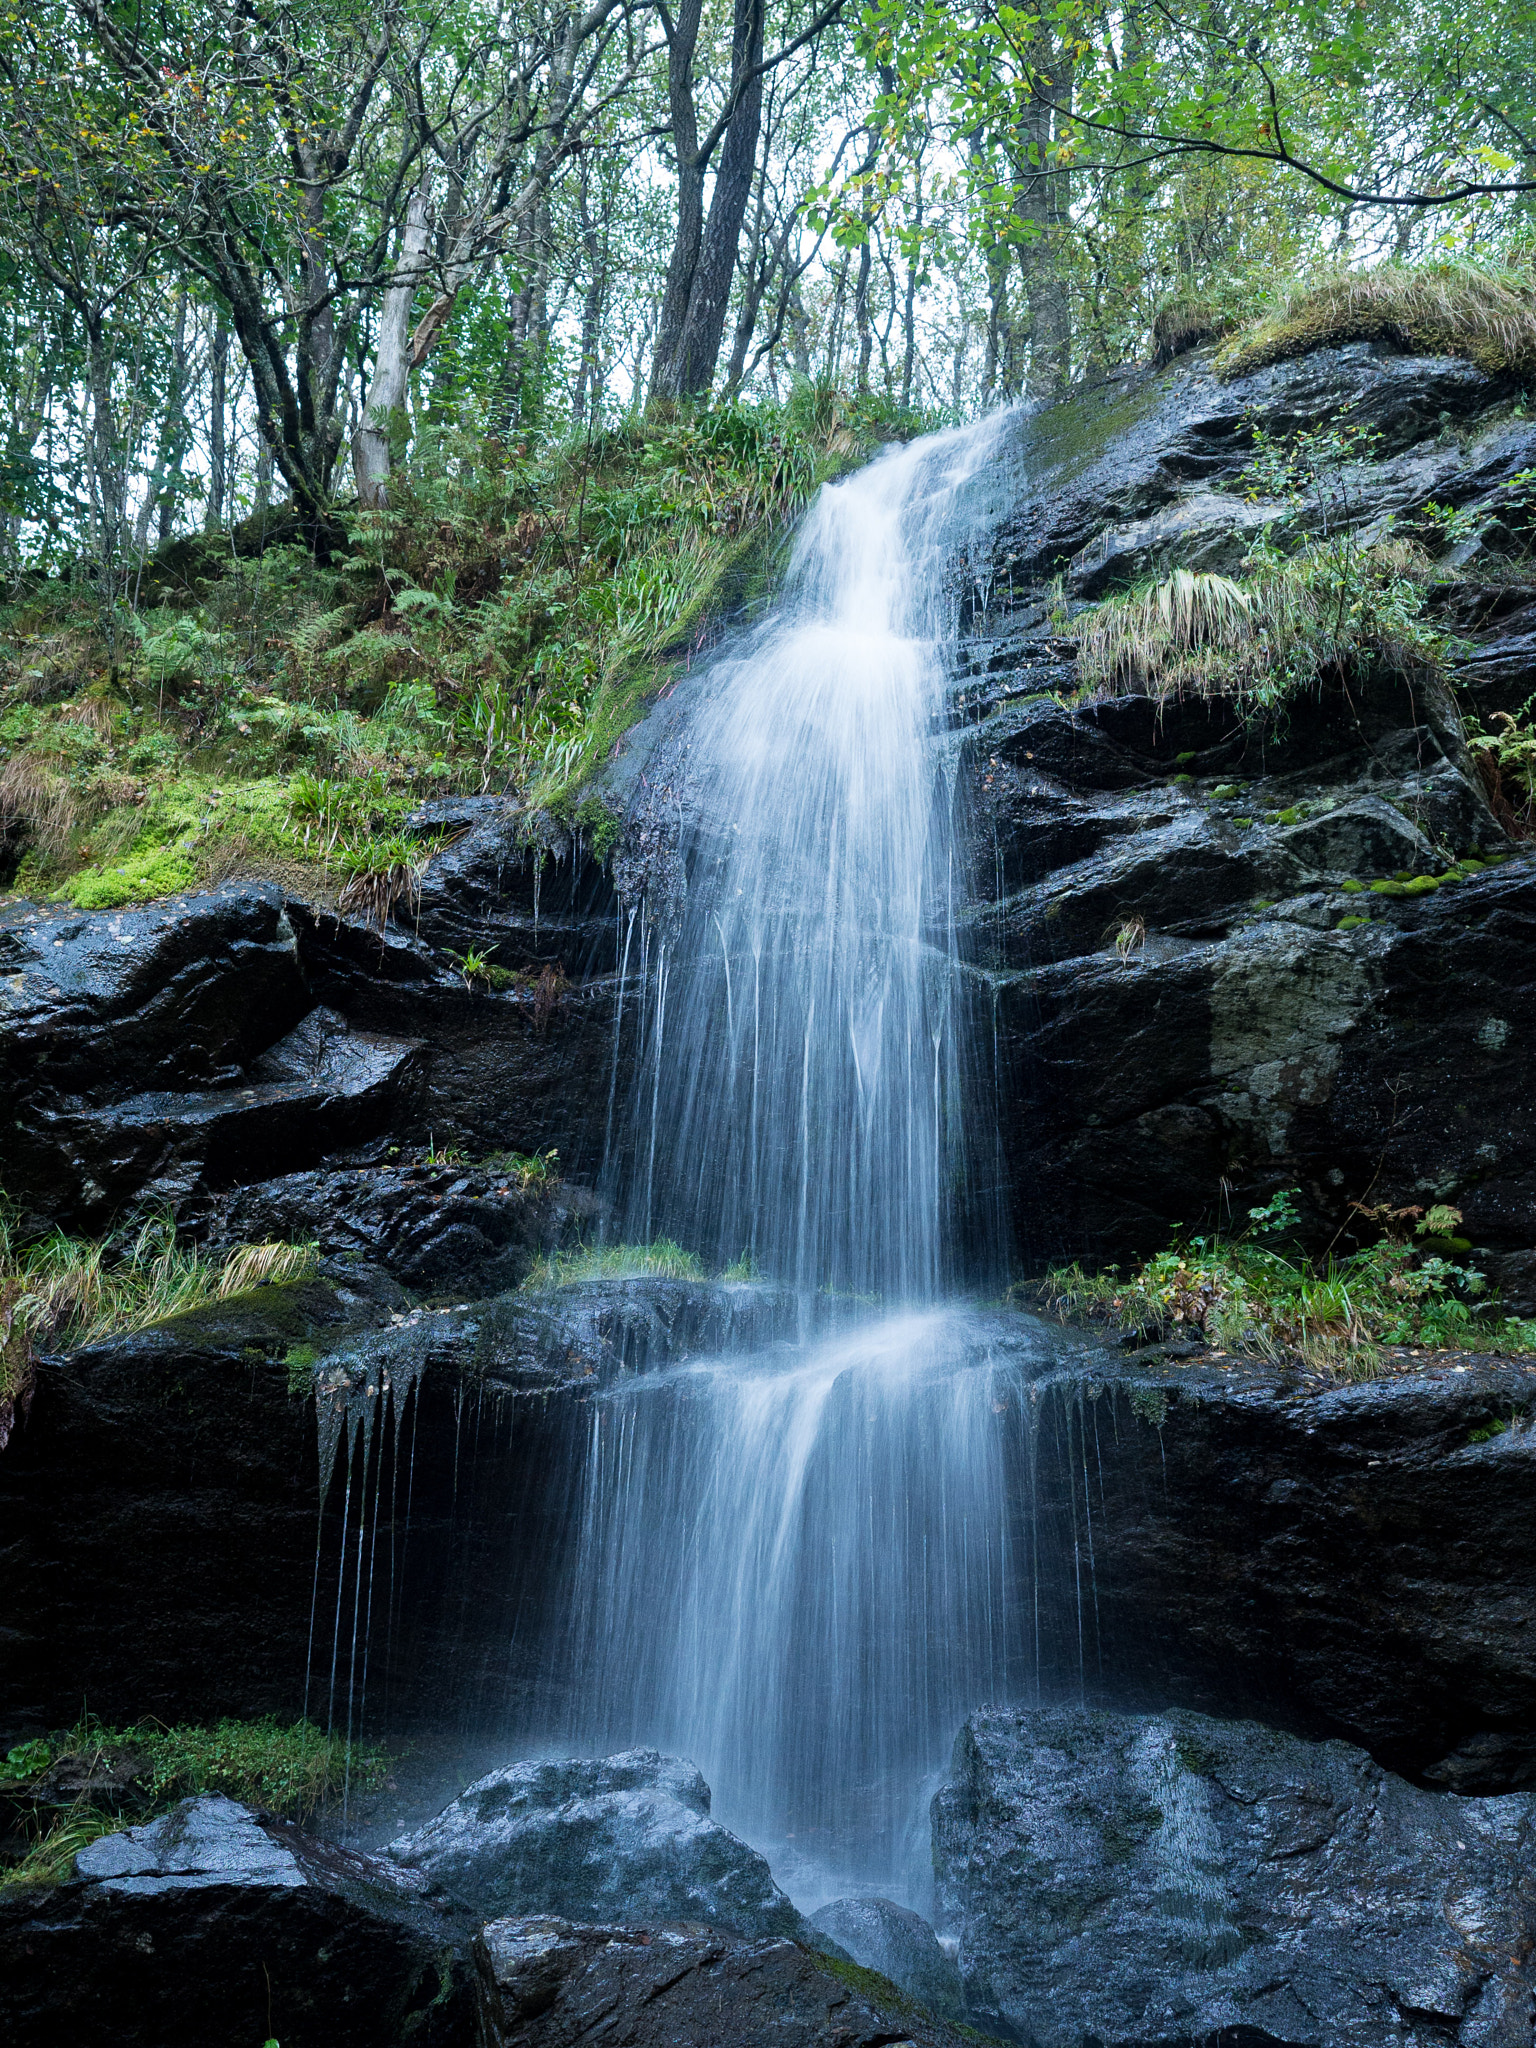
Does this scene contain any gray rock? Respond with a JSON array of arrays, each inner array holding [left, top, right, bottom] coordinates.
[[933, 1704, 1536, 2048], [808, 1896, 964, 2018], [75, 1792, 305, 1895], [389, 1750, 807, 1940], [481, 1913, 975, 2046], [2, 1797, 490, 2048]]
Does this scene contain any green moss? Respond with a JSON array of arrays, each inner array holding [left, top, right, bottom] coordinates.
[[1336, 914, 1370, 930], [285, 1342, 319, 1394], [1370, 878, 1408, 895], [1340, 878, 1365, 893], [66, 842, 198, 909], [1402, 873, 1440, 894], [1129, 1382, 1170, 1427]]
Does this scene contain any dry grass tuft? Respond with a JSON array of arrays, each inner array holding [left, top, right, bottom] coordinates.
[[1152, 297, 1235, 367], [0, 753, 78, 863], [1216, 263, 1536, 382]]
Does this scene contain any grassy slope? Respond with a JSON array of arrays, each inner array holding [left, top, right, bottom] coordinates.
[[0, 394, 922, 913]]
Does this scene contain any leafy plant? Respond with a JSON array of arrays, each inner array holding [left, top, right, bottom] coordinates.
[[1039, 1189, 1536, 1377]]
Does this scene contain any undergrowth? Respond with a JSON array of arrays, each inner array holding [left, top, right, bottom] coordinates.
[[0, 1717, 387, 1891], [1038, 1191, 1536, 1379], [1073, 537, 1442, 711], [523, 1237, 706, 1288], [1, 388, 923, 911]]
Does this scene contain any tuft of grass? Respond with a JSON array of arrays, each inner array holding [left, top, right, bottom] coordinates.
[[1151, 296, 1236, 366], [522, 1238, 705, 1289], [1037, 1189, 1536, 1379], [0, 1806, 126, 1893], [481, 1146, 560, 1190], [0, 1717, 389, 1891], [1074, 540, 1441, 711], [1215, 261, 1536, 383], [0, 1207, 318, 1418]]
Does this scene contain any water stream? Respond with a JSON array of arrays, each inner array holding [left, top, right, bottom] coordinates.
[[557, 417, 1037, 1902]]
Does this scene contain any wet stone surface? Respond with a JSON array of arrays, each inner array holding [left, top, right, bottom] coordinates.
[[933, 1704, 1536, 2048]]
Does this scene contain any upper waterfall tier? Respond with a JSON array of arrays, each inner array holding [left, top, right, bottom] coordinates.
[[618, 414, 1013, 1299]]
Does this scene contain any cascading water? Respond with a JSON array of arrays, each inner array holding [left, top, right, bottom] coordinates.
[[620, 414, 1013, 1296], [550, 415, 1057, 1902]]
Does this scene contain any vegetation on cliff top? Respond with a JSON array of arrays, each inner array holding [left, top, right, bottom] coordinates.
[[0, 393, 918, 910], [1040, 1191, 1536, 1379]]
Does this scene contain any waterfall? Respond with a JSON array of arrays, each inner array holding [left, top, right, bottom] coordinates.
[[554, 416, 1042, 1901], [621, 414, 1013, 1297]]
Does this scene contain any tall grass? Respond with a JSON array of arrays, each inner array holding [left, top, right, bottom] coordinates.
[[1216, 261, 1536, 382], [0, 1210, 318, 1426], [1074, 541, 1440, 709], [0, 1717, 388, 1892], [522, 1238, 705, 1289]]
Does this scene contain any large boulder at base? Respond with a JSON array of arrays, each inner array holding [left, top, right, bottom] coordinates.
[[808, 1895, 964, 2020], [389, 1750, 807, 1940], [482, 1913, 975, 2047], [932, 1704, 1536, 2048], [0, 1795, 494, 2048]]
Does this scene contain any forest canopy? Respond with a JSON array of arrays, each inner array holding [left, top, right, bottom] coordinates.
[[1, 0, 1534, 910], [2, 0, 1534, 567]]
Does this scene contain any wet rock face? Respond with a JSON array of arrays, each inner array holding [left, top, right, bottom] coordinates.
[[808, 1895, 964, 2019], [933, 1704, 1536, 2048], [1043, 1357, 1536, 1790], [0, 814, 622, 1234], [949, 343, 1536, 1265], [389, 1751, 808, 1942], [0, 1795, 494, 2048], [482, 1913, 974, 2047]]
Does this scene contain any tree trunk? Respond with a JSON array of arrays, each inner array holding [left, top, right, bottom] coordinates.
[[352, 179, 434, 511], [651, 0, 767, 404], [133, 290, 190, 553], [1014, 36, 1074, 397], [205, 316, 229, 534]]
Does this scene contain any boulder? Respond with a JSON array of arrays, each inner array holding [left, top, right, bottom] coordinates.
[[482, 1913, 975, 2047], [389, 1751, 807, 1940], [808, 1895, 964, 2019], [0, 1795, 494, 2048], [932, 1704, 1536, 2048]]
